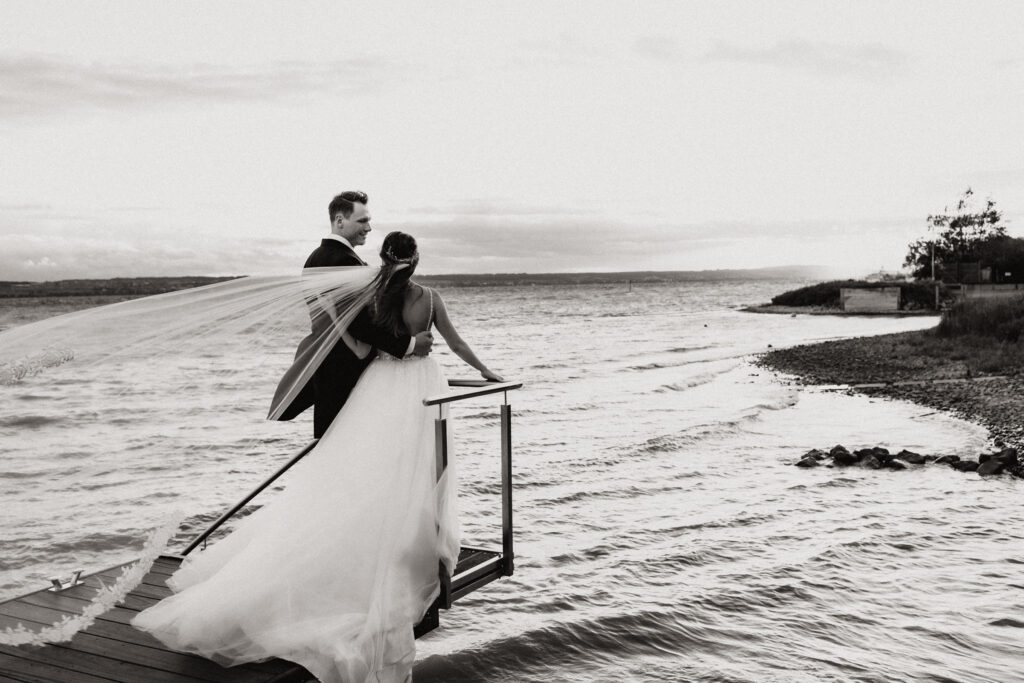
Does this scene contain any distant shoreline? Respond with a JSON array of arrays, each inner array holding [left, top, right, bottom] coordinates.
[[0, 277, 241, 299], [740, 304, 937, 317], [0, 266, 832, 298]]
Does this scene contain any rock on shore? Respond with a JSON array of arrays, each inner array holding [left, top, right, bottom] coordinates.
[[794, 445, 1024, 478]]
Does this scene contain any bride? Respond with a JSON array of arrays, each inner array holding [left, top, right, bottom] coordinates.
[[132, 231, 502, 683]]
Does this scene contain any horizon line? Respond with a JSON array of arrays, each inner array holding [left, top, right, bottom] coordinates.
[[1, 264, 851, 285]]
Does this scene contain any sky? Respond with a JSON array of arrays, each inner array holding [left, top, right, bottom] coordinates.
[[2, 1, 1023, 279]]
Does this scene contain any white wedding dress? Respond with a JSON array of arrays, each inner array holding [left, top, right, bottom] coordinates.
[[132, 351, 460, 682]]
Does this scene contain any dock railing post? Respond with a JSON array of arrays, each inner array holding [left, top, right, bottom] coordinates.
[[500, 402, 514, 576], [435, 411, 452, 609]]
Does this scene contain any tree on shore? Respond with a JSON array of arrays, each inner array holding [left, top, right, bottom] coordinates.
[[975, 235, 1024, 283], [904, 187, 1006, 280]]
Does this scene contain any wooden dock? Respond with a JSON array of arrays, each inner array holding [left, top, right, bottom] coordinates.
[[0, 379, 520, 681], [0, 547, 504, 682], [0, 555, 312, 682]]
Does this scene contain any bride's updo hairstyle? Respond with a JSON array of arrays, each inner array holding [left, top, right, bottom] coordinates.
[[372, 231, 419, 335]]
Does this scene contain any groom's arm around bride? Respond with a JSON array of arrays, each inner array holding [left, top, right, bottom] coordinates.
[[271, 191, 432, 437]]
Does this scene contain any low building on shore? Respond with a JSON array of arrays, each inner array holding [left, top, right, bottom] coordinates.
[[840, 287, 901, 312]]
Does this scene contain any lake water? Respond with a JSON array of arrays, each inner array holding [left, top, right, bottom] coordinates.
[[2, 280, 1021, 682]]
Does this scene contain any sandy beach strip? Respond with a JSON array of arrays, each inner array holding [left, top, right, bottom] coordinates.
[[756, 330, 1024, 449]]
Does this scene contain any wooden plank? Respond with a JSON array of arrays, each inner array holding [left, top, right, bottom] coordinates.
[[42, 574, 171, 604], [96, 569, 169, 589], [262, 667, 318, 683], [0, 599, 164, 646], [150, 557, 182, 573], [0, 649, 115, 683], [452, 557, 499, 589], [0, 641, 198, 683], [2, 614, 254, 682], [450, 568, 504, 603], [94, 567, 170, 590], [18, 586, 157, 613], [0, 602, 148, 634], [97, 581, 168, 602], [453, 548, 497, 575], [54, 637, 263, 683], [1, 557, 311, 683], [0, 600, 75, 628], [0, 610, 301, 679], [3, 598, 298, 668], [0, 611, 42, 631], [73, 631, 303, 681], [12, 585, 147, 613]]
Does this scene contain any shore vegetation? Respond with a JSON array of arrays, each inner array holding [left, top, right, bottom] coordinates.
[[936, 296, 1024, 343]]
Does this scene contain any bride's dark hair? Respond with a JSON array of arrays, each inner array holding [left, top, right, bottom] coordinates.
[[371, 231, 419, 336]]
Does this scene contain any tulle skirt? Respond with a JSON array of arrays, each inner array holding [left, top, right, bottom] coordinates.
[[133, 356, 459, 683]]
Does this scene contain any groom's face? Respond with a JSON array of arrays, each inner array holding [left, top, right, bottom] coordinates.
[[337, 203, 371, 247]]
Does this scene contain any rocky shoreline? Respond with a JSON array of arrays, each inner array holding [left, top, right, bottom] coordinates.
[[793, 444, 1023, 478], [756, 330, 1024, 452]]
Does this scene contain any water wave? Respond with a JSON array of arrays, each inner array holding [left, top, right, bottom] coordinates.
[[667, 344, 716, 353], [0, 415, 63, 428], [630, 392, 799, 455], [653, 370, 725, 393], [416, 606, 742, 683]]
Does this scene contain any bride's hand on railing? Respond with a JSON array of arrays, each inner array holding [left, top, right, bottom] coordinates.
[[481, 368, 504, 382]]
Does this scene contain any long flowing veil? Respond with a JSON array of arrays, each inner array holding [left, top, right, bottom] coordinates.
[[0, 266, 380, 645]]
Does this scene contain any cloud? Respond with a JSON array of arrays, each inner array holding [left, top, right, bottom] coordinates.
[[0, 227, 306, 280], [704, 39, 909, 76], [407, 198, 600, 218], [393, 211, 910, 275], [969, 168, 1024, 186], [0, 53, 402, 118], [0, 214, 758, 280], [512, 33, 618, 69], [632, 35, 683, 62], [0, 196, 922, 280]]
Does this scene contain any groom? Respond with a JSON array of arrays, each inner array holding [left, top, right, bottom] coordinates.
[[275, 190, 433, 437]]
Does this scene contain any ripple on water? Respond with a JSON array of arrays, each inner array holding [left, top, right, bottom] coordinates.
[[44, 530, 141, 555], [0, 415, 62, 428], [415, 606, 746, 683], [816, 476, 860, 488]]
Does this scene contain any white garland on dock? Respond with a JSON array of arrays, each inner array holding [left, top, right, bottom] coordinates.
[[0, 511, 184, 646]]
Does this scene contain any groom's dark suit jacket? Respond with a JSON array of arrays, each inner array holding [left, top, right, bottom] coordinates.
[[276, 239, 412, 438]]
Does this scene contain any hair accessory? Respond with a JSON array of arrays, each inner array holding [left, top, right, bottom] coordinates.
[[383, 247, 418, 265]]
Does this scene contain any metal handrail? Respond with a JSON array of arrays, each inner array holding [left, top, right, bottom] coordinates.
[[183, 380, 522, 557], [182, 438, 319, 555], [423, 380, 522, 406]]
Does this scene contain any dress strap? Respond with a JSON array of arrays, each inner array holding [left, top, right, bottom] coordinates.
[[426, 288, 435, 331]]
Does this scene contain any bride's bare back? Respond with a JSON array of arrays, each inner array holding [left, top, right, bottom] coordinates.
[[401, 283, 502, 382], [400, 284, 433, 334]]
